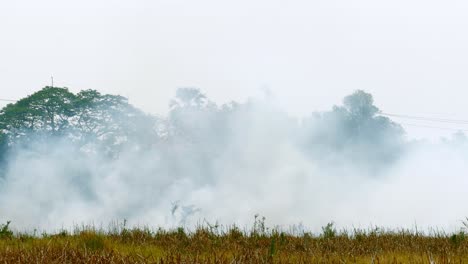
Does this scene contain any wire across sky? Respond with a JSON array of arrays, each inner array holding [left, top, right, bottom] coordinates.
[[380, 112, 468, 131]]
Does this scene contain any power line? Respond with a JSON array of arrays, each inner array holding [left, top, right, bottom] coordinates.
[[399, 123, 468, 132], [380, 112, 468, 125], [380, 112, 468, 131]]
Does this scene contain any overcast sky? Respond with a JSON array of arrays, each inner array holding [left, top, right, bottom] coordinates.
[[2, 0, 468, 139]]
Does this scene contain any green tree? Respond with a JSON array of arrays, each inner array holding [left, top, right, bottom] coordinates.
[[0, 87, 157, 155], [0, 87, 76, 144], [343, 90, 379, 119], [165, 88, 236, 182], [73, 89, 157, 153], [301, 90, 405, 172], [168, 88, 218, 141]]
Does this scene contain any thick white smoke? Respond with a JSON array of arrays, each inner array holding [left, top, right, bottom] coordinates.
[[0, 89, 467, 234]]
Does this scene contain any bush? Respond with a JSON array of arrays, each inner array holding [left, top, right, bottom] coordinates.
[[321, 222, 336, 239], [0, 221, 13, 239], [450, 232, 465, 247]]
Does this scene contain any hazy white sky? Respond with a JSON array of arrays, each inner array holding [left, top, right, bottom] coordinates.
[[2, 0, 468, 139]]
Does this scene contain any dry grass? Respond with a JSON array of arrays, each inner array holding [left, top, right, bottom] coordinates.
[[1, 221, 468, 263]]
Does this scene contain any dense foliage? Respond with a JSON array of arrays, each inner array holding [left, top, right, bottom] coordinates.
[[0, 87, 158, 154]]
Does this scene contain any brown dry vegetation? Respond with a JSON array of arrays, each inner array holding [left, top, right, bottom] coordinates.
[[1, 220, 468, 263]]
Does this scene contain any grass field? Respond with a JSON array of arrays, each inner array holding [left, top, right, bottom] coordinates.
[[1, 219, 468, 263]]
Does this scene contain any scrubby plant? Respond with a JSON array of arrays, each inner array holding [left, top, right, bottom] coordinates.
[[0, 221, 13, 239], [321, 222, 337, 239]]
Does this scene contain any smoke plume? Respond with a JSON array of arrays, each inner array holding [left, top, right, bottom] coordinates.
[[0, 87, 466, 233]]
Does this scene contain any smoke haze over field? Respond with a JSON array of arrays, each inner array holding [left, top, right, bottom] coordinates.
[[4, 0, 468, 140], [0, 87, 467, 233]]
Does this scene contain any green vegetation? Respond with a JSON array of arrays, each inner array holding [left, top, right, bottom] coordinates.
[[0, 86, 155, 156], [0, 221, 13, 239]]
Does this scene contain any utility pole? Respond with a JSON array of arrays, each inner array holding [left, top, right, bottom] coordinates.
[[51, 76, 54, 87]]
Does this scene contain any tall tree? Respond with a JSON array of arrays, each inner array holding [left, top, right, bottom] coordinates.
[[0, 87, 158, 155], [301, 90, 405, 172], [0, 87, 76, 145]]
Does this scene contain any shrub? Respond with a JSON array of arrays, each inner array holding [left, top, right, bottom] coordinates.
[[321, 222, 336, 239], [0, 221, 13, 239]]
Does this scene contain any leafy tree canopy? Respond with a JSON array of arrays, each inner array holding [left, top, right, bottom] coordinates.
[[301, 90, 405, 170], [0, 86, 156, 154]]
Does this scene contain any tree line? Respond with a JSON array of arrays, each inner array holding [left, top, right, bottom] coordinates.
[[0, 86, 405, 176]]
